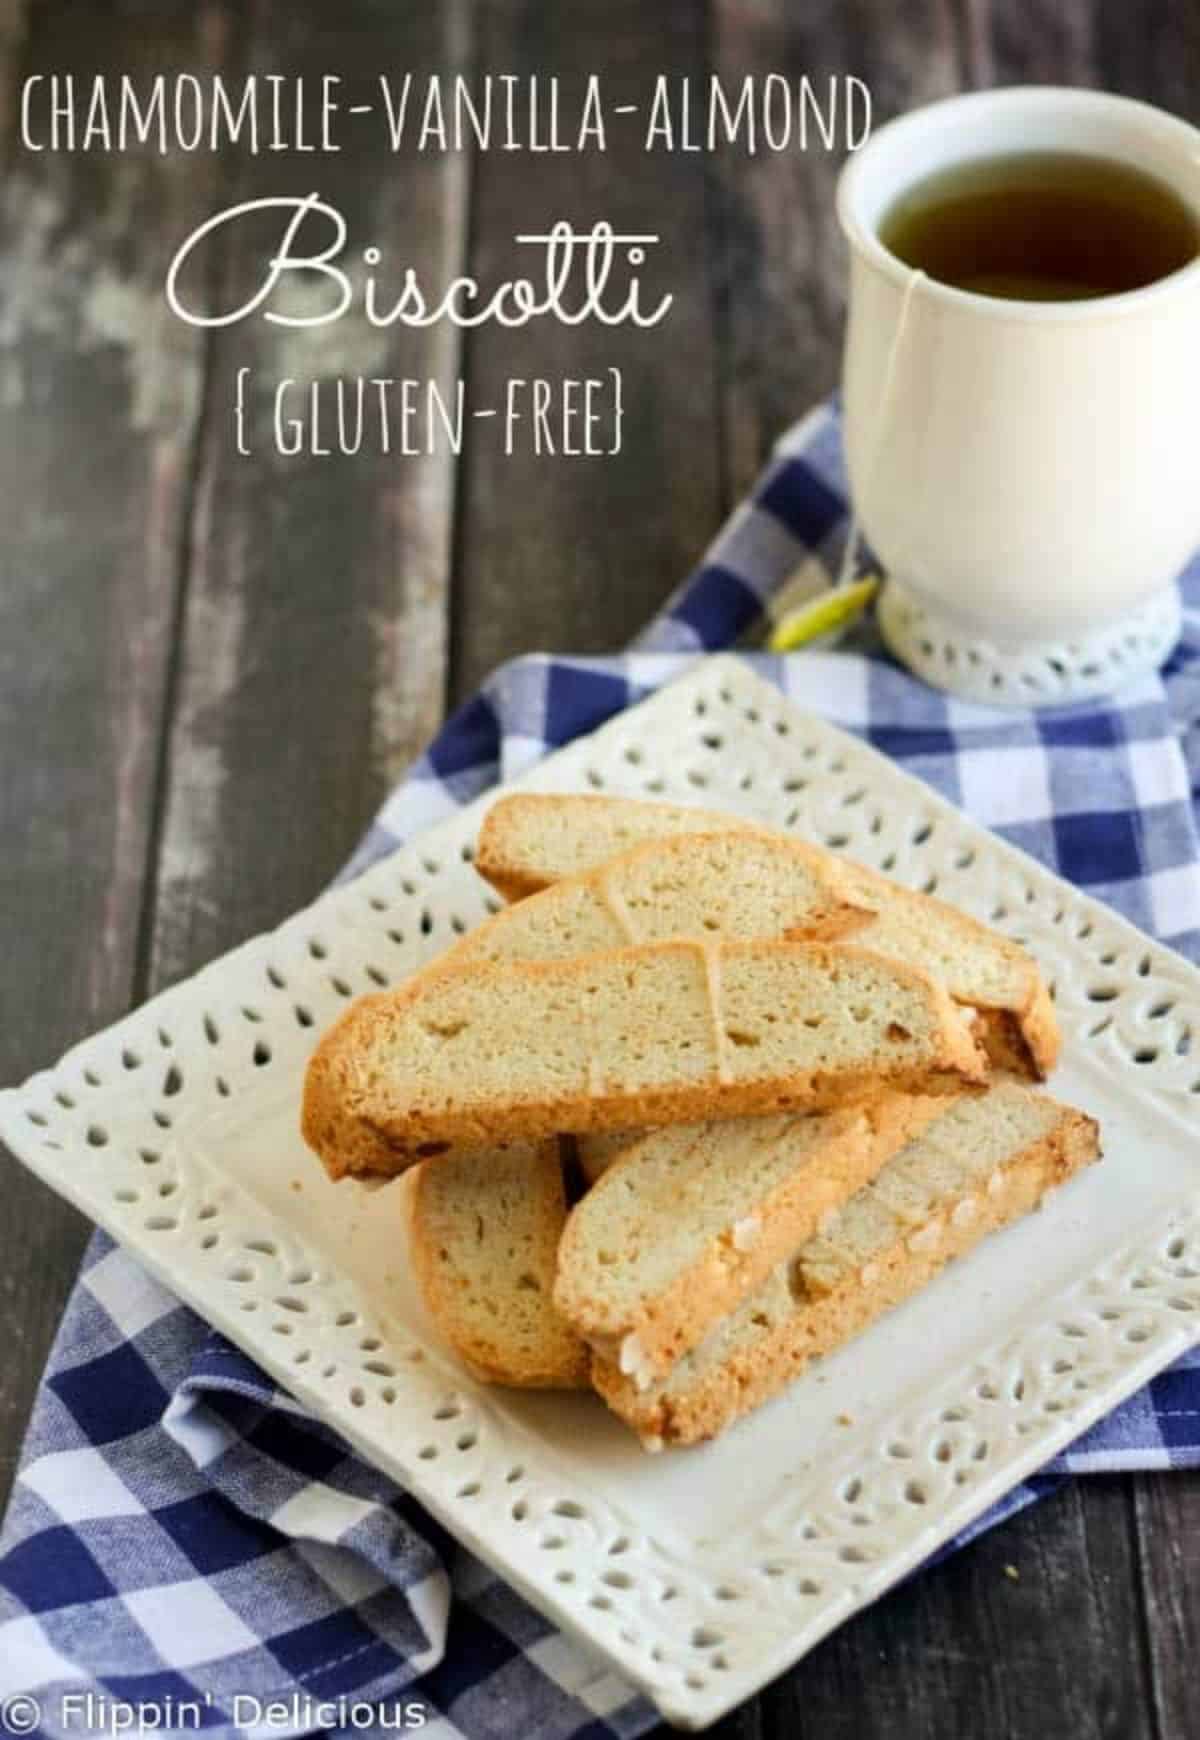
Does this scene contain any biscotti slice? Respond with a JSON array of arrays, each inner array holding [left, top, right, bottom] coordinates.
[[410, 1142, 589, 1389], [476, 793, 761, 901], [831, 860, 1059, 1077], [474, 793, 1058, 1078], [555, 1094, 947, 1385], [592, 1081, 1099, 1446], [301, 940, 986, 1179], [442, 831, 868, 970]]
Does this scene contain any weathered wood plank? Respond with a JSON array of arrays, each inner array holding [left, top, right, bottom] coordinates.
[[1, 11, 1195, 1740], [958, 0, 1097, 88], [141, 0, 464, 990], [960, 0, 1200, 1722], [722, 1481, 1153, 1740], [0, 0, 224, 1504], [709, 0, 960, 499], [1135, 1473, 1200, 1740], [1065, 9, 1200, 1735], [708, 4, 1173, 1736], [1093, 0, 1200, 116], [450, 0, 724, 698], [0, 0, 27, 160]]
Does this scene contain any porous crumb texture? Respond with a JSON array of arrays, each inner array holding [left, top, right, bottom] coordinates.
[[301, 939, 985, 1177], [475, 793, 760, 900], [833, 862, 1059, 1075], [437, 830, 868, 969], [593, 1081, 1100, 1443], [555, 1093, 947, 1379], [469, 793, 1060, 1077], [410, 1141, 589, 1388]]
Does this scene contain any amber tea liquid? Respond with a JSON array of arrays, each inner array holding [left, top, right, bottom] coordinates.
[[878, 150, 1199, 301]]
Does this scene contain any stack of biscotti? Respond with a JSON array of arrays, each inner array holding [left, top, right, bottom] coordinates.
[[301, 794, 1099, 1443]]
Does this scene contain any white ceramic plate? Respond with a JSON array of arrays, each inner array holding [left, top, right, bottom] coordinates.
[[4, 654, 1200, 1730]]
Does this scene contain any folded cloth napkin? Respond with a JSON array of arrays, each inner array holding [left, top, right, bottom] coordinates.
[[3, 403, 1200, 1740]]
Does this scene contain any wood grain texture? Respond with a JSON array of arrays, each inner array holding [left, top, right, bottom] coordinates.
[[0, 0, 26, 160], [710, 0, 961, 498], [1076, 3, 1200, 1724], [450, 0, 725, 696], [705, 4, 1190, 1737], [952, 6, 1200, 1732], [0, 0, 224, 1503], [0, 1, 1196, 1734], [141, 0, 465, 993], [1135, 1473, 1200, 1740], [716, 1480, 1155, 1740], [1042, 7, 1200, 1733]]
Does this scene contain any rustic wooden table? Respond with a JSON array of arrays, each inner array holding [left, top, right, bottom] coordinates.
[[1, 2, 1196, 1734]]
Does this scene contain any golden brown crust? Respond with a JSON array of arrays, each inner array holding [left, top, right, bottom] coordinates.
[[1013, 973, 1062, 1077], [592, 1104, 1100, 1445], [301, 940, 987, 1180], [435, 830, 871, 980], [554, 1093, 949, 1381], [474, 793, 761, 902], [299, 993, 400, 1178], [833, 863, 1060, 1078], [972, 1009, 1021, 1076], [473, 794, 1061, 1081], [476, 869, 542, 904], [975, 1004, 1059, 1081], [409, 1145, 590, 1390]]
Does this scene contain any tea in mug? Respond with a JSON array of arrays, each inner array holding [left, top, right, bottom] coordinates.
[[878, 150, 1200, 300]]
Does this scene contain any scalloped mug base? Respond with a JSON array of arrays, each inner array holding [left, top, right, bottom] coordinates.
[[878, 576, 1182, 708]]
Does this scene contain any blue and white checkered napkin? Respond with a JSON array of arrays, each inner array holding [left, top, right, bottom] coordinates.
[[4, 404, 1200, 1739]]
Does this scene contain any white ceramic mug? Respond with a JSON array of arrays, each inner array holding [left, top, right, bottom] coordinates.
[[837, 87, 1200, 703]]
